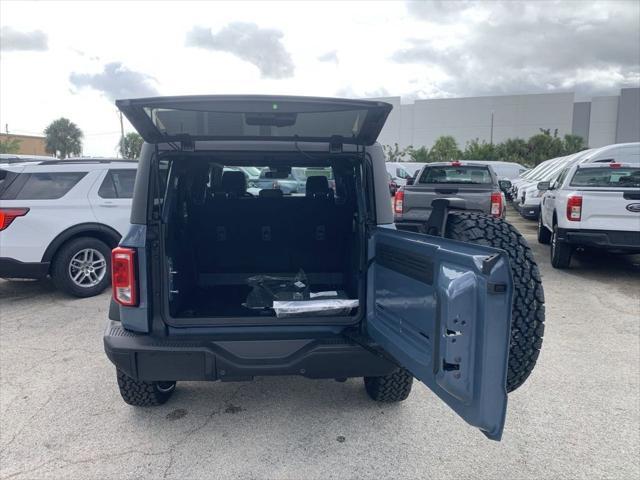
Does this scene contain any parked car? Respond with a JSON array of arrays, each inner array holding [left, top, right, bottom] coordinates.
[[106, 95, 544, 441], [0, 158, 137, 296], [388, 172, 399, 195], [385, 162, 424, 187], [537, 152, 640, 268], [393, 161, 506, 230]]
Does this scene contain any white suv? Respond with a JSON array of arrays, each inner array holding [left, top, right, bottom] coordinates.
[[537, 143, 640, 268], [0, 159, 137, 296]]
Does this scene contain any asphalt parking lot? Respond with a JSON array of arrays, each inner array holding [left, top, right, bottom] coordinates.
[[1, 207, 639, 480]]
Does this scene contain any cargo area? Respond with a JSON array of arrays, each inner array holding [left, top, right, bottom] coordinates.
[[161, 154, 364, 324]]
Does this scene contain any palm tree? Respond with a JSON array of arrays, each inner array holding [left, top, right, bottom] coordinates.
[[44, 118, 83, 158]]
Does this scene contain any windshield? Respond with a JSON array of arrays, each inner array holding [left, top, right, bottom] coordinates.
[[570, 167, 640, 188], [419, 166, 492, 185]]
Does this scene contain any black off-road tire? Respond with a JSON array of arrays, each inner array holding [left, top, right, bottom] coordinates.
[[445, 211, 545, 392], [550, 224, 572, 269], [51, 237, 111, 298], [537, 215, 551, 244], [116, 369, 176, 406], [364, 368, 413, 402]]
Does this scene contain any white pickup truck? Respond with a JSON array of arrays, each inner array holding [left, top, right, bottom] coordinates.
[[537, 160, 640, 268]]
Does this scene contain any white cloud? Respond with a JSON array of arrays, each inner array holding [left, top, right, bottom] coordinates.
[[0, 26, 47, 51]]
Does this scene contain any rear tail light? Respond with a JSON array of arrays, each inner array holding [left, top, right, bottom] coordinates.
[[394, 189, 404, 214], [566, 195, 582, 221], [0, 208, 29, 231], [490, 192, 503, 217], [111, 247, 137, 306]]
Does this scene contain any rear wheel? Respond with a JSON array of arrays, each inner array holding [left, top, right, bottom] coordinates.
[[550, 225, 572, 268], [116, 369, 176, 406], [364, 368, 413, 402], [537, 215, 551, 244], [51, 237, 111, 297], [444, 211, 545, 392]]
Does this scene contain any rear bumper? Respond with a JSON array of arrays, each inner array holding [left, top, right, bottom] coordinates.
[[104, 321, 397, 382], [0, 257, 49, 279], [516, 203, 540, 220], [558, 228, 640, 252]]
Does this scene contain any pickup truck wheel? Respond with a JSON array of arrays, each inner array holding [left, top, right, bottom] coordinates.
[[537, 216, 551, 244], [550, 225, 572, 268], [116, 369, 176, 406], [364, 368, 413, 402], [445, 211, 545, 392], [51, 237, 111, 298]]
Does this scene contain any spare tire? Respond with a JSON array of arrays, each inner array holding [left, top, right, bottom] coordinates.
[[444, 211, 545, 392]]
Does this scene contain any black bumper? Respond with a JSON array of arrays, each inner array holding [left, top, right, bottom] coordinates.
[[0, 258, 49, 279], [104, 321, 397, 382], [558, 228, 640, 252], [515, 203, 540, 220]]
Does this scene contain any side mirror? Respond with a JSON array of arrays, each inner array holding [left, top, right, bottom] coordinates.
[[498, 179, 512, 191], [406, 177, 415, 186], [537, 181, 551, 191]]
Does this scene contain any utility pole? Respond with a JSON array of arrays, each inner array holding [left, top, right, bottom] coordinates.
[[119, 111, 125, 158], [5, 123, 8, 134]]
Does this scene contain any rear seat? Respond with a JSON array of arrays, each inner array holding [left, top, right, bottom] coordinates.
[[196, 174, 353, 282]]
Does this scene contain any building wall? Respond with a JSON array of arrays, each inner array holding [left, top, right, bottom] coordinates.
[[572, 102, 591, 142], [0, 134, 49, 156], [373, 88, 639, 151], [588, 96, 619, 148], [616, 88, 640, 143], [376, 92, 575, 149]]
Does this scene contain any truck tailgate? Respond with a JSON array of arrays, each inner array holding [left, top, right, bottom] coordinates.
[[580, 189, 640, 231], [401, 184, 493, 222]]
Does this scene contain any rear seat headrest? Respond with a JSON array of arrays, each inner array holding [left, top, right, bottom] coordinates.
[[306, 176, 333, 199], [259, 188, 283, 198], [221, 171, 247, 196]]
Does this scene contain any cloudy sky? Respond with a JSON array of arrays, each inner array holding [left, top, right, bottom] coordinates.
[[1, 0, 638, 155]]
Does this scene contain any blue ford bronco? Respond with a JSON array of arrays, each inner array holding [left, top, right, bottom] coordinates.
[[104, 95, 544, 440]]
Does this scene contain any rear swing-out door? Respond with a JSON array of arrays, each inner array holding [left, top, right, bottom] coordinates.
[[367, 227, 513, 440]]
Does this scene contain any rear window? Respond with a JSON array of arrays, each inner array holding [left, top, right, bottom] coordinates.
[[419, 166, 492, 185], [14, 172, 87, 200], [570, 167, 640, 188], [98, 169, 137, 199]]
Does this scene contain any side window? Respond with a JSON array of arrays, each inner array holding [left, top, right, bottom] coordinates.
[[553, 168, 569, 189], [99, 169, 136, 199], [15, 172, 87, 200]]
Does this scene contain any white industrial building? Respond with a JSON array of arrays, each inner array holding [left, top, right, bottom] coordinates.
[[373, 87, 639, 150]]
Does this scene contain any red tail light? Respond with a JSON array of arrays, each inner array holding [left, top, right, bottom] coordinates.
[[451, 161, 462, 166], [111, 247, 137, 306], [490, 192, 503, 217], [0, 208, 29, 231], [609, 163, 622, 169], [394, 189, 404, 214], [566, 195, 582, 221]]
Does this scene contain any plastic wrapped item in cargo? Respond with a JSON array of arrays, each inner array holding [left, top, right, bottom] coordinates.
[[272, 299, 359, 318], [244, 269, 310, 309]]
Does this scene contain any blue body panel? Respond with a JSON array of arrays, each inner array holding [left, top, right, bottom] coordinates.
[[118, 224, 151, 333], [367, 227, 513, 440]]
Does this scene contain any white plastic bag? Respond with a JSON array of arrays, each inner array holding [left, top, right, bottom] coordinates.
[[272, 299, 359, 318]]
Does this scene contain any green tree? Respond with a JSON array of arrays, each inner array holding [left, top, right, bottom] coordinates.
[[429, 136, 461, 162], [383, 143, 411, 162], [0, 137, 21, 154], [407, 146, 430, 162], [44, 118, 83, 159], [495, 138, 529, 164], [562, 134, 586, 155], [527, 128, 564, 165], [119, 132, 143, 159], [462, 138, 496, 160]]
